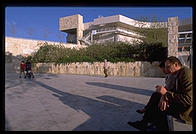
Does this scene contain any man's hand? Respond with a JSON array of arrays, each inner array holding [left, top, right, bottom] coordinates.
[[155, 85, 167, 95], [158, 95, 169, 111]]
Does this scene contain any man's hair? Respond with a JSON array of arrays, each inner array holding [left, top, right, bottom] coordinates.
[[159, 59, 166, 68], [166, 56, 182, 66]]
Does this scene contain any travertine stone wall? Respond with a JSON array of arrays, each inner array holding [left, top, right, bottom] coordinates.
[[168, 17, 178, 57], [5, 37, 86, 57], [116, 35, 142, 44], [32, 62, 164, 77], [59, 14, 81, 30], [59, 14, 83, 45], [77, 15, 84, 45]]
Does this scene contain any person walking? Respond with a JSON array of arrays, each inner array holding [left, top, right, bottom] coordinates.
[[103, 59, 109, 77], [19, 60, 26, 78]]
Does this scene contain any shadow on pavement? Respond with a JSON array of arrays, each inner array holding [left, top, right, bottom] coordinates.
[[5, 117, 12, 131], [86, 82, 153, 96], [34, 73, 59, 79], [5, 79, 23, 89], [32, 80, 144, 131]]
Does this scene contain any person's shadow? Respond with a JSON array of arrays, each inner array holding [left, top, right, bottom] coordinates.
[[33, 80, 145, 131]]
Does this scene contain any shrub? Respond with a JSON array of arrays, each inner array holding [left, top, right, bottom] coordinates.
[[31, 42, 167, 64]]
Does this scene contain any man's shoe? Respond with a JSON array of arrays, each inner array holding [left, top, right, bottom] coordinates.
[[136, 109, 146, 114], [147, 123, 158, 131], [128, 121, 147, 131]]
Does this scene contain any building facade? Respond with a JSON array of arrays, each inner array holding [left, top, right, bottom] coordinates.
[[59, 14, 167, 45], [178, 18, 192, 52], [59, 14, 192, 51]]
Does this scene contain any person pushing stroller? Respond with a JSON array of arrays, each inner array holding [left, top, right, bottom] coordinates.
[[25, 59, 35, 78]]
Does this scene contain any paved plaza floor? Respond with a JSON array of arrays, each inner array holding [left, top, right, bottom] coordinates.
[[5, 72, 165, 131]]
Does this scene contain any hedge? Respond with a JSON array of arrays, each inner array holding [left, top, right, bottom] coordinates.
[[29, 42, 167, 64]]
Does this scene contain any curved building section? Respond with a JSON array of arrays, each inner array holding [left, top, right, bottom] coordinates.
[[59, 14, 167, 45]]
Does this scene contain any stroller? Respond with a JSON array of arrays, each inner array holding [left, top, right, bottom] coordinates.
[[25, 60, 35, 79], [25, 69, 34, 79]]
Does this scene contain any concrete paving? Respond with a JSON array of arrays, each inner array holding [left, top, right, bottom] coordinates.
[[5, 72, 167, 131]]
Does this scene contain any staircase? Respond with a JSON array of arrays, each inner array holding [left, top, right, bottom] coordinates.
[[79, 32, 92, 45]]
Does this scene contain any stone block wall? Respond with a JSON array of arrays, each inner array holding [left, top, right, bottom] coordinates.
[[32, 62, 165, 77], [5, 37, 86, 57]]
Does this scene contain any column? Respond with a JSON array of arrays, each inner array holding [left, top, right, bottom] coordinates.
[[168, 17, 178, 57]]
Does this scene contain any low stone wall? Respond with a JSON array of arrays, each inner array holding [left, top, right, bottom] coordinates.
[[5, 37, 86, 56], [32, 62, 165, 77], [5, 37, 164, 77]]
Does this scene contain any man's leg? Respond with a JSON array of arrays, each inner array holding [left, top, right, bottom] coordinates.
[[104, 68, 108, 77], [153, 108, 169, 131], [128, 92, 162, 130], [19, 70, 22, 78], [105, 69, 108, 77], [143, 93, 169, 130], [137, 92, 161, 114], [24, 70, 27, 78], [23, 70, 26, 78], [31, 71, 34, 78], [145, 92, 162, 110]]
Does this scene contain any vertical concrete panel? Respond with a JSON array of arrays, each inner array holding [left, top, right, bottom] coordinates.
[[168, 17, 178, 57], [77, 15, 84, 45]]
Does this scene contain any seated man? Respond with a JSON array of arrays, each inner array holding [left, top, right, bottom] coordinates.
[[128, 56, 192, 131], [136, 59, 176, 114]]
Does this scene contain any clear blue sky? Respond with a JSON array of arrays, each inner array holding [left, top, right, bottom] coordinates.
[[5, 7, 192, 42]]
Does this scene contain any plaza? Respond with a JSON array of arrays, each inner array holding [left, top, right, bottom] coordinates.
[[5, 72, 165, 131]]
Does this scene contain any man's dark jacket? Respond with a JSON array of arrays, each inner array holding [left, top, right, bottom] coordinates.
[[166, 66, 192, 124]]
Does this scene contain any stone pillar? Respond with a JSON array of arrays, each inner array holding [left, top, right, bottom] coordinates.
[[168, 17, 178, 57], [59, 14, 83, 45], [77, 15, 83, 45]]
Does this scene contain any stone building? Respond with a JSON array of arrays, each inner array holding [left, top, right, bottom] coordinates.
[[178, 18, 192, 52], [59, 14, 167, 45], [177, 18, 192, 68], [59, 14, 192, 65]]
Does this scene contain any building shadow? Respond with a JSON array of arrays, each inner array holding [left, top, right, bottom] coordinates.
[[5, 72, 58, 90], [34, 73, 59, 79], [5, 79, 23, 89], [32, 80, 145, 131], [86, 82, 153, 96], [5, 117, 12, 131]]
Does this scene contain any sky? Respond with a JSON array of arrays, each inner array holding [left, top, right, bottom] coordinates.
[[5, 7, 192, 43]]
